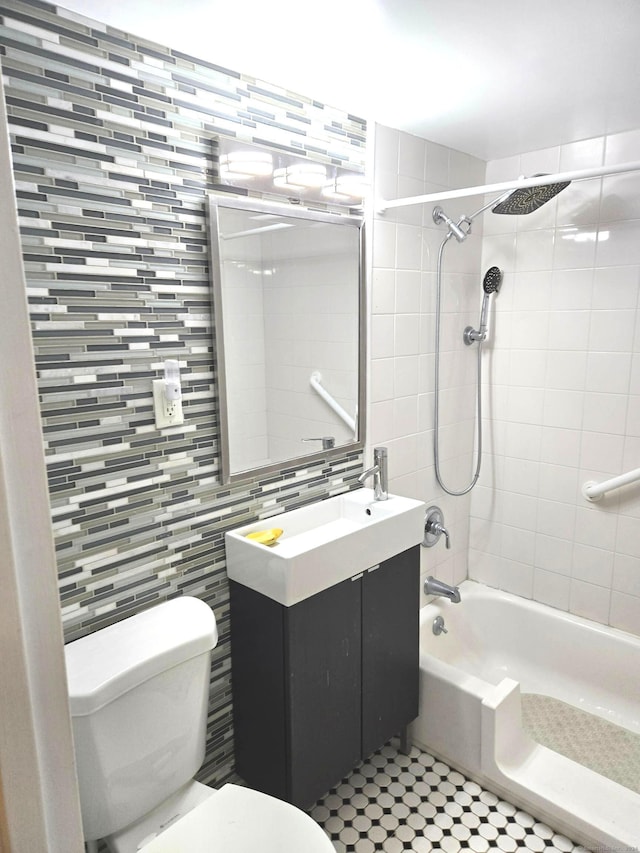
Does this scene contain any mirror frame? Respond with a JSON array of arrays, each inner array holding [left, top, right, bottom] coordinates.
[[207, 195, 366, 484]]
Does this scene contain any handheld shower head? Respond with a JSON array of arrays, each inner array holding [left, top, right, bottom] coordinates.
[[464, 266, 504, 346], [483, 265, 503, 294]]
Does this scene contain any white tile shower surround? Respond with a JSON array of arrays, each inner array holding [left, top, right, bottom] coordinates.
[[469, 127, 640, 636], [370, 123, 487, 598], [371, 123, 640, 641], [310, 739, 587, 853]]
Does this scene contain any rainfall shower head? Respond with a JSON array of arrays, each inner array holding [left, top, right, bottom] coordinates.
[[434, 174, 571, 242], [483, 266, 503, 294], [491, 174, 571, 215]]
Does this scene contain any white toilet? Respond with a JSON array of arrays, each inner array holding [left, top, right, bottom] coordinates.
[[65, 596, 334, 853]]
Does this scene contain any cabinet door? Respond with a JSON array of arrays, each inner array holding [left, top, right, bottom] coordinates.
[[286, 575, 362, 809], [361, 546, 419, 758], [230, 581, 289, 801]]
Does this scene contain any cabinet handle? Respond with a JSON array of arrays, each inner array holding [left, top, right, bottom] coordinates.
[[351, 565, 380, 582]]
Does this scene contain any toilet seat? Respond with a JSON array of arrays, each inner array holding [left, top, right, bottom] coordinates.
[[141, 784, 334, 852]]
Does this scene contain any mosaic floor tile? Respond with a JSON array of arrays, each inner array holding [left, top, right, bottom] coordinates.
[[310, 739, 588, 853]]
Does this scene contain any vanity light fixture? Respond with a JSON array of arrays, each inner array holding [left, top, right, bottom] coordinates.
[[321, 180, 352, 203], [322, 173, 367, 202], [220, 150, 274, 181], [273, 163, 327, 190], [216, 137, 366, 204]]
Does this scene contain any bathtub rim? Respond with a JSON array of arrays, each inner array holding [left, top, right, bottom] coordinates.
[[421, 578, 640, 650]]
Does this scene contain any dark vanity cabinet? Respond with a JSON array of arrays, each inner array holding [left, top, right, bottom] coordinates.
[[230, 545, 419, 809]]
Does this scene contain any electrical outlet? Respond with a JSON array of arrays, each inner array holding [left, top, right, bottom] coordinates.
[[153, 379, 184, 429]]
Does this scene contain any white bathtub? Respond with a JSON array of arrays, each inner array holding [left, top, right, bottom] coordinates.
[[410, 580, 640, 852]]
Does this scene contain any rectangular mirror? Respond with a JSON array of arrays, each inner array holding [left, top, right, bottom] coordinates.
[[208, 196, 365, 483]]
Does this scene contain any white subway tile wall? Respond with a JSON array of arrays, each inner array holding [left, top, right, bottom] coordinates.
[[370, 124, 485, 594], [470, 131, 640, 637]]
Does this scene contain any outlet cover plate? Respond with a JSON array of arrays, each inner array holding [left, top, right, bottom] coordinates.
[[153, 379, 184, 429]]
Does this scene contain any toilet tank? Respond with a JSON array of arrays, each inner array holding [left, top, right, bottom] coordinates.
[[65, 597, 218, 842]]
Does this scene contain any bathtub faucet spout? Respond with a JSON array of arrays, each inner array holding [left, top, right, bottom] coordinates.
[[424, 576, 461, 604]]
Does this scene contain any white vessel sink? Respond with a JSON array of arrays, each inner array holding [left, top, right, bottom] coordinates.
[[225, 488, 425, 606]]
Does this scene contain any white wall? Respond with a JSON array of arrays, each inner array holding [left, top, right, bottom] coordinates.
[[470, 128, 640, 638], [0, 77, 84, 852], [370, 123, 485, 592]]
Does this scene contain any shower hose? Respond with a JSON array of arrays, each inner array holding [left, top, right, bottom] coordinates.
[[433, 234, 484, 496]]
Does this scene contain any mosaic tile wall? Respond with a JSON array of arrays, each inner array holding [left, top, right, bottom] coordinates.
[[0, 0, 367, 786]]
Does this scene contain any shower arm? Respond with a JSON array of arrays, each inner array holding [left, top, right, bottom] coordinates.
[[445, 190, 512, 239], [466, 190, 511, 222], [376, 159, 640, 213]]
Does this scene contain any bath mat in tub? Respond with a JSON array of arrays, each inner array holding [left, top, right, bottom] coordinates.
[[522, 693, 640, 794]]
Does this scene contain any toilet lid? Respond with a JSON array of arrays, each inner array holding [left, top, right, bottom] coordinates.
[[141, 784, 334, 853]]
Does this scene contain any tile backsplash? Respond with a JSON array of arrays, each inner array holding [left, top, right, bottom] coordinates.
[[0, 0, 366, 785]]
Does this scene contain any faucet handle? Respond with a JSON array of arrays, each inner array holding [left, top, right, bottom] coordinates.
[[423, 506, 451, 549], [302, 436, 335, 450], [434, 521, 451, 549]]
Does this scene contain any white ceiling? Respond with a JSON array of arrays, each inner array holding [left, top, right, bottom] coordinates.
[[59, 0, 640, 161]]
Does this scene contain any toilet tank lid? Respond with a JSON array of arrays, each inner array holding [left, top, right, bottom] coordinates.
[[65, 597, 217, 716]]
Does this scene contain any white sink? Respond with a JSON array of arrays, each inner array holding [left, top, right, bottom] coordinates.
[[225, 488, 425, 606]]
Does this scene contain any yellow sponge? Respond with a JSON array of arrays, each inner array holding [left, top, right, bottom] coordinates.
[[245, 528, 283, 546]]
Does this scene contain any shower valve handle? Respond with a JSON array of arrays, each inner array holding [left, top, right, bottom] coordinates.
[[423, 507, 451, 549], [428, 519, 451, 549]]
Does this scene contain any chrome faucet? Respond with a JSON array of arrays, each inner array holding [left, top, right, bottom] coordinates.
[[424, 576, 461, 604], [358, 446, 388, 501], [302, 436, 335, 450]]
